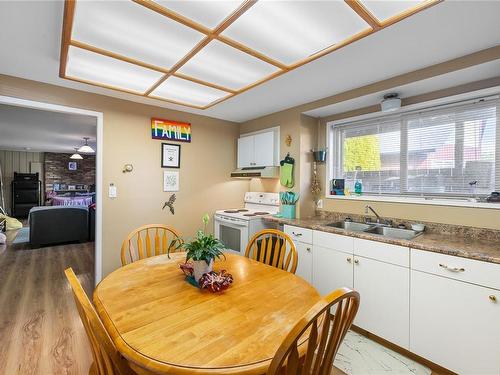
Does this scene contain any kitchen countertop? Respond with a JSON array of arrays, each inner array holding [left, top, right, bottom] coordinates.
[[264, 216, 500, 265]]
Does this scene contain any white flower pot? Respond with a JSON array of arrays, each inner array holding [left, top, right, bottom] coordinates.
[[193, 259, 213, 281]]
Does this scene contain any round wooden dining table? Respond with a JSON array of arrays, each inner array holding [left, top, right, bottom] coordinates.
[[93, 252, 321, 375]]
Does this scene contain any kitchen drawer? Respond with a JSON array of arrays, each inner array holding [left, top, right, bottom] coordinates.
[[313, 230, 353, 255], [354, 238, 409, 267], [284, 225, 312, 244], [411, 249, 500, 290]]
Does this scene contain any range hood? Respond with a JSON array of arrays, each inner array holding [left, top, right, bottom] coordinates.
[[231, 166, 279, 179]]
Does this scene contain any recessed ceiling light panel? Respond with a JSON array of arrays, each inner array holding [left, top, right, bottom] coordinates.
[[72, 0, 205, 69], [150, 76, 230, 107], [222, 0, 370, 65], [360, 1, 423, 22], [154, 0, 244, 29], [66, 46, 163, 93], [177, 40, 279, 90]]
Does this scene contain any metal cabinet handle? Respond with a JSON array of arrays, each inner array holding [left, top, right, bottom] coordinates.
[[439, 263, 465, 272], [306, 247, 311, 252], [346, 257, 352, 263], [354, 259, 359, 264], [292, 232, 302, 237], [489, 295, 497, 302]]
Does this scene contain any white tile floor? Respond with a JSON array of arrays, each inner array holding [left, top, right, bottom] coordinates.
[[334, 331, 431, 375]]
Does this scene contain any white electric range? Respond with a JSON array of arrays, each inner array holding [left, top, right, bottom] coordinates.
[[214, 192, 279, 255]]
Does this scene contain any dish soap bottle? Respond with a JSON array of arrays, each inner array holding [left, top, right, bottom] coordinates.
[[354, 179, 362, 195]]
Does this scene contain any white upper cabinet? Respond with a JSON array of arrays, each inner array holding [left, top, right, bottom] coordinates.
[[237, 136, 254, 169], [237, 130, 277, 168], [253, 132, 275, 167]]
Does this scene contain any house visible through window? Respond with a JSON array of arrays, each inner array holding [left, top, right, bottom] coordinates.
[[329, 97, 499, 198]]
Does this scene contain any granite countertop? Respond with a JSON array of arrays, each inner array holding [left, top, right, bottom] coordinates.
[[264, 216, 500, 265]]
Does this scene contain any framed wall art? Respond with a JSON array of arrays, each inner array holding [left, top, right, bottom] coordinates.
[[163, 170, 179, 192], [161, 143, 181, 168], [152, 118, 191, 143]]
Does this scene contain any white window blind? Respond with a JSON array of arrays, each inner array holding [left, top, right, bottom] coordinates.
[[330, 97, 499, 198]]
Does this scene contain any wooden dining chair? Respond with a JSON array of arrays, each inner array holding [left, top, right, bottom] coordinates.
[[245, 229, 298, 274], [120, 224, 183, 266], [64, 268, 135, 375], [267, 287, 360, 375]]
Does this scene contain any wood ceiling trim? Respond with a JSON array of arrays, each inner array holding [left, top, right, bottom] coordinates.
[[64, 75, 207, 110], [143, 37, 212, 96], [345, 0, 381, 30], [60, 0, 444, 110], [132, 0, 211, 35], [143, 0, 260, 97], [216, 35, 288, 70], [59, 0, 76, 78], [380, 0, 443, 28], [70, 40, 236, 93], [70, 40, 169, 73]]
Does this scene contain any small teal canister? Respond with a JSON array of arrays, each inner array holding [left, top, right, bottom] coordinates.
[[280, 204, 296, 219]]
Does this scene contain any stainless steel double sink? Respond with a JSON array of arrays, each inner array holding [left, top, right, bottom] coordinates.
[[325, 221, 420, 240]]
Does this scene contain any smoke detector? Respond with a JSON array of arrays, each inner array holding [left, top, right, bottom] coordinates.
[[381, 93, 401, 112]]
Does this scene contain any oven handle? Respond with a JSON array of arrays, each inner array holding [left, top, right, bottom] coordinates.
[[215, 216, 248, 227]]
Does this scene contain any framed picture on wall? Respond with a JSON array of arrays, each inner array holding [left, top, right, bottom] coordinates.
[[163, 171, 179, 192], [68, 161, 77, 170], [161, 143, 181, 168]]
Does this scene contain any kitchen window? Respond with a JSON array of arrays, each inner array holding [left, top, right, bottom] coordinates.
[[328, 96, 499, 202]]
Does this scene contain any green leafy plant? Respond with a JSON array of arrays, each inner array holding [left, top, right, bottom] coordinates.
[[182, 214, 226, 265]]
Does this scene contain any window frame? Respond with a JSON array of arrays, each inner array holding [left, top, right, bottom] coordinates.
[[325, 91, 500, 209]]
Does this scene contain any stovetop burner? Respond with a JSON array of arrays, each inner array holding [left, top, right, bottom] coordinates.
[[237, 209, 249, 212], [223, 210, 239, 213], [253, 212, 270, 215], [243, 213, 256, 217]]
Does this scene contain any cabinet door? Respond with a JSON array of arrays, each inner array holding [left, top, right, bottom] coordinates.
[[295, 242, 313, 284], [410, 270, 500, 374], [313, 245, 353, 296], [237, 136, 254, 168], [253, 132, 275, 167], [353, 256, 410, 349]]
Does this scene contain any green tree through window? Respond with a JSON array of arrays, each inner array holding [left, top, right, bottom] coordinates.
[[343, 135, 382, 172]]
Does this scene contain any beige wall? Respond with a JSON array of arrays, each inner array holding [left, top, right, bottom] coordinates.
[[240, 75, 500, 229], [0, 150, 44, 214], [0, 74, 248, 276]]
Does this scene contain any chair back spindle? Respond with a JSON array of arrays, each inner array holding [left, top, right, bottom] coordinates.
[[268, 288, 360, 375], [64, 268, 134, 375], [121, 224, 182, 266], [245, 229, 298, 274]]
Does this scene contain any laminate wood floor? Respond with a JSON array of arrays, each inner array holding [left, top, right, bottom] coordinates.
[[0, 227, 94, 375]]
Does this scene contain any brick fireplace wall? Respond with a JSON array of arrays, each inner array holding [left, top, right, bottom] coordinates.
[[44, 152, 95, 194]]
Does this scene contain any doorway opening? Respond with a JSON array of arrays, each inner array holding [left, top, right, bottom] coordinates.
[[0, 95, 103, 283]]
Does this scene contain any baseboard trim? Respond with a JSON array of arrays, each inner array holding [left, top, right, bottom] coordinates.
[[351, 325, 457, 375]]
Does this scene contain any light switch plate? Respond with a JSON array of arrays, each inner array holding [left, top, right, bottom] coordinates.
[[108, 184, 117, 198]]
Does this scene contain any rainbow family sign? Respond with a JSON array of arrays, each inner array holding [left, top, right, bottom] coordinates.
[[151, 118, 191, 143]]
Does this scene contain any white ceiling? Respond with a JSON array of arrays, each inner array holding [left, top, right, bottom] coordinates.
[[0, 104, 97, 153], [0, 1, 499, 122]]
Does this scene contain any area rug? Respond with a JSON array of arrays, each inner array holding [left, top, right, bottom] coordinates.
[[12, 227, 29, 244]]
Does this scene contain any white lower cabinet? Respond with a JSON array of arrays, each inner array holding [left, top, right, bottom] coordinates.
[[295, 242, 313, 283], [313, 245, 353, 296], [353, 255, 410, 349], [410, 270, 500, 374], [284, 225, 313, 283]]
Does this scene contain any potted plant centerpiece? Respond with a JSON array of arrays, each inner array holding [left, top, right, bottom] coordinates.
[[183, 214, 226, 281]]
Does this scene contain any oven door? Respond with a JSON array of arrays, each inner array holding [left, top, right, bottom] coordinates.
[[214, 215, 249, 255]]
